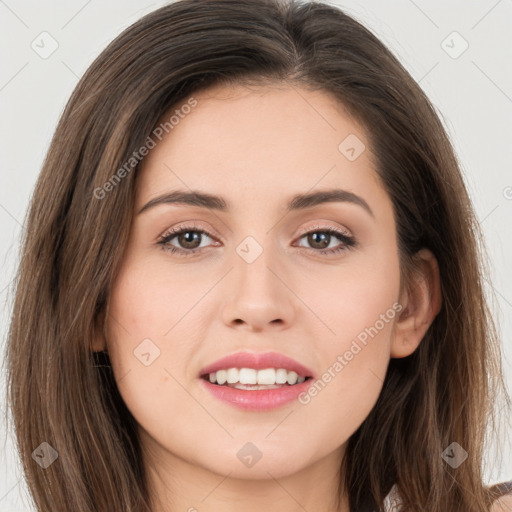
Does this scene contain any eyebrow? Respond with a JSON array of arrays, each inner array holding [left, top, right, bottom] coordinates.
[[138, 188, 374, 217]]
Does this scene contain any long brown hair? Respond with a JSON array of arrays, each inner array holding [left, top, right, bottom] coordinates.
[[5, 0, 509, 510]]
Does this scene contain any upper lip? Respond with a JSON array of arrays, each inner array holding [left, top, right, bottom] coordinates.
[[199, 351, 315, 378]]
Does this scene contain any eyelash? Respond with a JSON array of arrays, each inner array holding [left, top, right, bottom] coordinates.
[[157, 223, 356, 258]]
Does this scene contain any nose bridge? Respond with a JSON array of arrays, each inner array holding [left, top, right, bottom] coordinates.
[[233, 233, 281, 297], [221, 231, 295, 329]]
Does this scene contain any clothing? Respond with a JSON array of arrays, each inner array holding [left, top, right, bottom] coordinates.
[[382, 485, 402, 511], [382, 481, 512, 511]]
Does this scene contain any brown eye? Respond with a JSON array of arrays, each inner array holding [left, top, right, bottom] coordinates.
[[174, 230, 203, 250], [306, 231, 331, 249], [158, 225, 217, 256], [296, 227, 356, 255]]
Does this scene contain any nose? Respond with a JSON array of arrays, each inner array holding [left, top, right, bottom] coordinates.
[[221, 239, 296, 332]]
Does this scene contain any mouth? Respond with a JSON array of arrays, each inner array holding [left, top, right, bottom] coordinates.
[[198, 351, 315, 410]]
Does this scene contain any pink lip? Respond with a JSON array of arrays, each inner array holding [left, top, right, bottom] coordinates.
[[198, 351, 315, 411], [199, 351, 315, 378], [200, 378, 313, 411]]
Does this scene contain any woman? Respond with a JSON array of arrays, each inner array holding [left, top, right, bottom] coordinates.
[[6, 0, 511, 510]]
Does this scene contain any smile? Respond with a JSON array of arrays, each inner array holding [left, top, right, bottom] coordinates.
[[199, 352, 315, 410]]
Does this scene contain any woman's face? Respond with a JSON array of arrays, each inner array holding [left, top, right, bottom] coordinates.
[[103, 82, 403, 480]]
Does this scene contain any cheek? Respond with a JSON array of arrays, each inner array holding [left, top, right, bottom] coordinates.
[[105, 251, 217, 372], [297, 307, 397, 448], [296, 248, 400, 430], [104, 256, 213, 440], [298, 243, 401, 349], [107, 255, 207, 336]]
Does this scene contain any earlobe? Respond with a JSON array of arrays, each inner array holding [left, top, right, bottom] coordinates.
[[391, 249, 442, 358]]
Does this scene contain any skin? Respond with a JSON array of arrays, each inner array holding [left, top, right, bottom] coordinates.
[[493, 496, 512, 512], [94, 82, 441, 512]]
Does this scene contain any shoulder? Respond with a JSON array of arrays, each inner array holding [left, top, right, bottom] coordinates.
[[490, 481, 512, 512], [384, 482, 512, 511], [491, 495, 512, 512], [383, 482, 512, 511]]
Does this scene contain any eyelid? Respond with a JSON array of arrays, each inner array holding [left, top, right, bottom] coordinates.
[[159, 221, 222, 242], [295, 222, 353, 238]]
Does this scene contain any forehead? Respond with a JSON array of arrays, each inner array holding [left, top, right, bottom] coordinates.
[[136, 82, 386, 214]]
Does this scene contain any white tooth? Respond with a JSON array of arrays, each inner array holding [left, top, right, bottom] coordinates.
[[213, 367, 306, 386], [287, 371, 298, 385], [226, 368, 239, 384], [216, 369, 227, 385], [275, 368, 288, 384], [257, 368, 276, 385], [239, 368, 257, 385]]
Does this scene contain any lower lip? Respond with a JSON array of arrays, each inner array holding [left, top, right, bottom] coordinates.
[[200, 378, 313, 411]]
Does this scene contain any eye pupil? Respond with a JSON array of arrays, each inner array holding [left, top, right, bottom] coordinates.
[[308, 232, 330, 249], [179, 231, 201, 249]]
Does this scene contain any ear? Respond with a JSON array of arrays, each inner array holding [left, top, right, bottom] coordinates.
[[90, 309, 107, 352], [391, 248, 442, 358]]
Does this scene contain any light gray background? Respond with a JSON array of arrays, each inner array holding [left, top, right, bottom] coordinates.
[[1, 1, 511, 510]]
